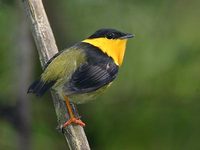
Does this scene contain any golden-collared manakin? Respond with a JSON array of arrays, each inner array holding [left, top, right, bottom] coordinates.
[[28, 28, 134, 127]]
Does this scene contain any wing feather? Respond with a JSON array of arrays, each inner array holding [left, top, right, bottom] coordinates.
[[66, 62, 118, 94]]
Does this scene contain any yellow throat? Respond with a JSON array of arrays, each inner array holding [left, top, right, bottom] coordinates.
[[82, 38, 127, 66]]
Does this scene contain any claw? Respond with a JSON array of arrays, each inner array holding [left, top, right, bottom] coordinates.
[[62, 95, 86, 129], [62, 117, 85, 128]]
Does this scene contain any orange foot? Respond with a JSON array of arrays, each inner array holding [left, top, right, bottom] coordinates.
[[63, 117, 85, 128]]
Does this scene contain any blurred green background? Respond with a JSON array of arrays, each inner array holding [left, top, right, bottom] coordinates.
[[0, 0, 200, 149]]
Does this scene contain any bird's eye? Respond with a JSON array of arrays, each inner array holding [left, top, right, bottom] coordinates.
[[106, 33, 115, 39]]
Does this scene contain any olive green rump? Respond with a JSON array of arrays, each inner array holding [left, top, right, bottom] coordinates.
[[27, 46, 86, 96]]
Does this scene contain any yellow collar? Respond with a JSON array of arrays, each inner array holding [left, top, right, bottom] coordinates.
[[82, 38, 127, 66]]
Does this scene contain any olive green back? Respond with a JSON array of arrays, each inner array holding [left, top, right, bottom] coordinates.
[[41, 47, 86, 88]]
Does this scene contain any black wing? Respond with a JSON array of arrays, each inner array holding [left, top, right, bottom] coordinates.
[[67, 63, 118, 94], [66, 42, 119, 94]]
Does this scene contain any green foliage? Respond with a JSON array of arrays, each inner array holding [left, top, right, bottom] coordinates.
[[0, 0, 200, 149], [0, 5, 18, 102]]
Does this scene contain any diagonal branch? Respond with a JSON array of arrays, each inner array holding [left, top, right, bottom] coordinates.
[[21, 0, 90, 149]]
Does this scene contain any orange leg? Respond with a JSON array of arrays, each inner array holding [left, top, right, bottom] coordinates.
[[62, 95, 85, 128]]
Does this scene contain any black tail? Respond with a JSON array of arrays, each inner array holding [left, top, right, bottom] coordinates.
[[27, 79, 55, 96]]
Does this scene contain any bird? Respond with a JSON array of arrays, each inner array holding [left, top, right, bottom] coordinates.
[[27, 28, 134, 127]]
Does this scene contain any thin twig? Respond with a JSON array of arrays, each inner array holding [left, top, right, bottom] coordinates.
[[21, 0, 90, 149]]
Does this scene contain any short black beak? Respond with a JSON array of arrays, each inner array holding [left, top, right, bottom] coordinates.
[[120, 33, 135, 39]]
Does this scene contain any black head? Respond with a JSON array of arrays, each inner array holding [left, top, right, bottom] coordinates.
[[88, 28, 134, 40]]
